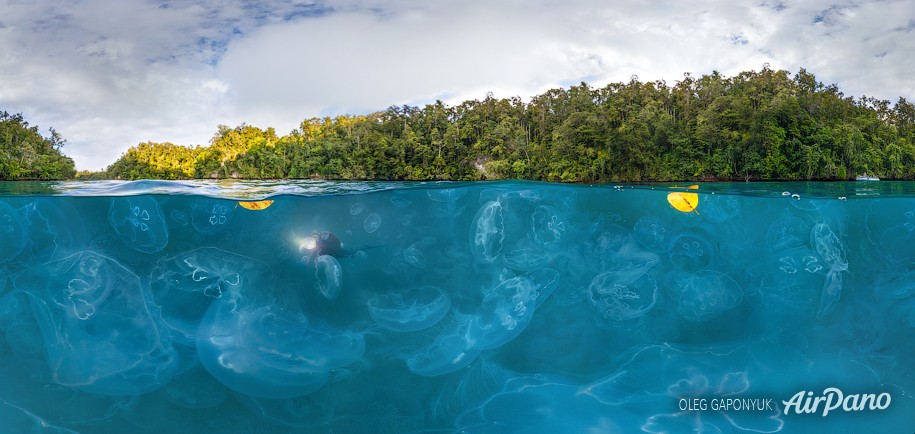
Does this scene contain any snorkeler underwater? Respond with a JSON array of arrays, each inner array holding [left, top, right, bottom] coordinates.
[[0, 181, 913, 433]]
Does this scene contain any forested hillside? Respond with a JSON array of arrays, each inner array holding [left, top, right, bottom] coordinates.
[[10, 66, 915, 182], [108, 67, 915, 182], [0, 111, 76, 180]]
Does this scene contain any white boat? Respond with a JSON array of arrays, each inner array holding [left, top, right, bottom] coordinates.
[[856, 173, 880, 181]]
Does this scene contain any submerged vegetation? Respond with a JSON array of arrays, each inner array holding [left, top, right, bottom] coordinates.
[[6, 66, 915, 182]]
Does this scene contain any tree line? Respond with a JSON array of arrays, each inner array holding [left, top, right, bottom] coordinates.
[[0, 111, 76, 180], [9, 66, 915, 182]]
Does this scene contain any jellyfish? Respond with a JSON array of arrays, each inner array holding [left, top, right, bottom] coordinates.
[[349, 202, 365, 216], [406, 314, 481, 377], [501, 247, 551, 271], [465, 269, 559, 350], [865, 199, 915, 263], [18, 199, 87, 263], [667, 232, 715, 272], [456, 378, 643, 433], [401, 210, 417, 226], [14, 251, 178, 395], [765, 215, 811, 251], [588, 271, 658, 324], [368, 286, 451, 332], [169, 209, 189, 226], [0, 200, 25, 262], [0, 360, 134, 429], [151, 247, 265, 345], [470, 200, 504, 263], [584, 223, 632, 269], [530, 205, 566, 250], [314, 255, 343, 300], [749, 246, 825, 310], [363, 213, 382, 233], [191, 199, 233, 235], [702, 193, 741, 223], [402, 245, 426, 269], [107, 196, 169, 253], [676, 270, 743, 320], [810, 222, 848, 317], [427, 188, 466, 203], [196, 297, 364, 399], [633, 216, 672, 253]]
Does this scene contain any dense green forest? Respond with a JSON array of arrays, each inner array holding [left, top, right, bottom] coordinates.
[[105, 67, 915, 182], [7, 66, 915, 182], [0, 111, 76, 180]]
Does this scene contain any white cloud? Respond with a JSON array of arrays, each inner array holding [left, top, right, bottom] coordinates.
[[1, 0, 913, 171]]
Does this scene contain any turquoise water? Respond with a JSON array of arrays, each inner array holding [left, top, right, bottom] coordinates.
[[0, 180, 913, 433]]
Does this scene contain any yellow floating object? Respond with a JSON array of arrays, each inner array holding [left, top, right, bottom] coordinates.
[[236, 199, 275, 211], [667, 185, 699, 214]]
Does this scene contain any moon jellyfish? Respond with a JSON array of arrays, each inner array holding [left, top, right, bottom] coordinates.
[[363, 213, 382, 233], [427, 188, 466, 203], [197, 297, 364, 399], [866, 199, 915, 262], [151, 247, 264, 345], [470, 201, 504, 263], [633, 216, 671, 253], [702, 194, 741, 223], [676, 270, 743, 320], [530, 205, 566, 250], [765, 215, 811, 250], [368, 286, 451, 332], [588, 271, 658, 324], [0, 361, 133, 429], [502, 248, 551, 271], [18, 199, 87, 262], [107, 196, 169, 253], [668, 232, 715, 272], [401, 210, 417, 226], [750, 246, 825, 310], [349, 202, 365, 216], [402, 245, 426, 268], [584, 223, 631, 269], [465, 269, 560, 350], [0, 200, 25, 262], [191, 199, 233, 235], [15, 251, 178, 395], [811, 223, 848, 317], [407, 315, 481, 377], [169, 209, 189, 226], [456, 378, 643, 433], [314, 255, 343, 300]]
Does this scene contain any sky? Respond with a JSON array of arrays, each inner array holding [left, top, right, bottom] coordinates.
[[1, 0, 914, 171]]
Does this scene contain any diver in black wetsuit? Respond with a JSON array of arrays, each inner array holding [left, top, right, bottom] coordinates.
[[299, 231, 346, 259], [299, 230, 386, 263]]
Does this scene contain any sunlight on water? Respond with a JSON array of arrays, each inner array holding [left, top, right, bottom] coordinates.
[[0, 180, 913, 433]]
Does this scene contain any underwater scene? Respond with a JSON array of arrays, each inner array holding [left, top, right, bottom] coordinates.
[[0, 180, 913, 433]]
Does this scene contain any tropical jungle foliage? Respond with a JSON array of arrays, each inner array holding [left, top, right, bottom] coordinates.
[[9, 66, 915, 182], [0, 111, 76, 180]]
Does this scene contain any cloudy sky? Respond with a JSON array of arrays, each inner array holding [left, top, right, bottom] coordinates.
[[1, 0, 913, 171]]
